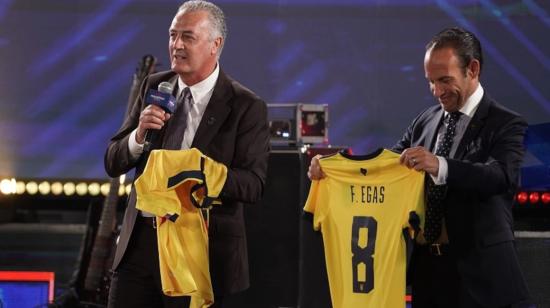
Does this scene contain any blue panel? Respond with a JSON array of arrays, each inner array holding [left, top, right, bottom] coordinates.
[[521, 122, 550, 189], [0, 282, 50, 308]]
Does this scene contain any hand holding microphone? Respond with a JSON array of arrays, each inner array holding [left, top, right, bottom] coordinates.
[[137, 82, 177, 152]]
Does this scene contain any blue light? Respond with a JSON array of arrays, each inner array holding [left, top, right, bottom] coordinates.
[[94, 56, 108, 62]]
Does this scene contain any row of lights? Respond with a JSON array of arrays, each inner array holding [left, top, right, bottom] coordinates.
[[515, 191, 550, 205], [0, 176, 130, 197]]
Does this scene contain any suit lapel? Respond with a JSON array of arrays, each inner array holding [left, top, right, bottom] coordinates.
[[158, 74, 183, 148], [168, 75, 179, 96], [425, 108, 444, 151], [192, 70, 233, 150], [454, 94, 490, 159]]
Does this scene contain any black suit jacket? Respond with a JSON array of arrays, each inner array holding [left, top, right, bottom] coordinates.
[[104, 69, 270, 295], [393, 93, 529, 306]]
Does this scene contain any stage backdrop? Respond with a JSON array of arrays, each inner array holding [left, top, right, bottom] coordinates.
[[0, 0, 548, 179]]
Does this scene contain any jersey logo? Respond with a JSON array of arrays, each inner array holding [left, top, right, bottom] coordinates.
[[360, 168, 367, 176]]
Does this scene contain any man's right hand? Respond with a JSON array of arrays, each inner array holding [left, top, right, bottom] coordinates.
[[135, 105, 171, 144], [307, 154, 326, 180]]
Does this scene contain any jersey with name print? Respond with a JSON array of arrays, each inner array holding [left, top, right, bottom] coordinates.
[[304, 149, 424, 308]]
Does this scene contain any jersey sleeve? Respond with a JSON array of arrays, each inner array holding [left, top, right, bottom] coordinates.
[[135, 150, 178, 217], [304, 179, 329, 231]]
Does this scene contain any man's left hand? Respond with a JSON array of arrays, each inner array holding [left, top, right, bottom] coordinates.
[[399, 146, 439, 176]]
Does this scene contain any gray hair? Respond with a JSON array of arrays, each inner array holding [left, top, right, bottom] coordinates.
[[178, 0, 227, 58]]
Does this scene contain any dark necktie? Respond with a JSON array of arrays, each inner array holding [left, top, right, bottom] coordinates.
[[423, 111, 461, 243], [163, 87, 193, 150]]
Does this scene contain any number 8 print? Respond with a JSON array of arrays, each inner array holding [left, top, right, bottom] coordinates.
[[351, 216, 377, 293]]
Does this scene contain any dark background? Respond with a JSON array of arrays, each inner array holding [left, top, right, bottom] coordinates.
[[0, 2, 549, 306], [0, 0, 548, 180]]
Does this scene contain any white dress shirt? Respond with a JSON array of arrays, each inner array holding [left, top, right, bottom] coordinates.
[[433, 83, 484, 184], [128, 65, 220, 217], [128, 64, 219, 157]]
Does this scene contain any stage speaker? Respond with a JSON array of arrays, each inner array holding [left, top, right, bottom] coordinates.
[[225, 149, 307, 308], [515, 232, 550, 307]]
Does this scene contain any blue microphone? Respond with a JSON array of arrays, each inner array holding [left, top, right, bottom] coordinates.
[[143, 81, 176, 152]]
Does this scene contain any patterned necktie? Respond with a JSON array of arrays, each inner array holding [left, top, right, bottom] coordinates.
[[163, 87, 193, 150], [423, 111, 461, 243]]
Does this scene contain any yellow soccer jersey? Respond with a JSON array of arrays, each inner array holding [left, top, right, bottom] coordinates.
[[135, 148, 228, 308], [304, 148, 424, 308]]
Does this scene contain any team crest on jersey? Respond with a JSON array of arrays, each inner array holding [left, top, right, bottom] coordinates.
[[360, 168, 367, 176]]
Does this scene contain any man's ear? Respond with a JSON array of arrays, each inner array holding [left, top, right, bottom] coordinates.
[[468, 59, 480, 79], [212, 37, 222, 56]]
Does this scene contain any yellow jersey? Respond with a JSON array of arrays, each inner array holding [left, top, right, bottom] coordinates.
[[304, 149, 424, 308], [135, 148, 227, 308]]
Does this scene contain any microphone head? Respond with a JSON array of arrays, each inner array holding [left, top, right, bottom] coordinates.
[[146, 82, 176, 113], [158, 81, 173, 94]]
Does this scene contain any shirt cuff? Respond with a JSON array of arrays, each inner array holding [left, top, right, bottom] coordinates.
[[430, 156, 448, 185], [128, 129, 144, 160]]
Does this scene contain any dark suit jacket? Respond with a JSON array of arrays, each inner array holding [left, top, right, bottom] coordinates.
[[104, 69, 270, 296], [393, 93, 529, 306]]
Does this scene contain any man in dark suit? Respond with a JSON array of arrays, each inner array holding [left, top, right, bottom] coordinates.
[[309, 27, 529, 307], [104, 1, 269, 307]]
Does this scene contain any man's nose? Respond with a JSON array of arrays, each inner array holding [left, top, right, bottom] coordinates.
[[172, 36, 185, 49], [432, 83, 444, 98]]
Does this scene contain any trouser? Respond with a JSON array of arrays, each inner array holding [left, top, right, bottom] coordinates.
[[108, 216, 191, 308]]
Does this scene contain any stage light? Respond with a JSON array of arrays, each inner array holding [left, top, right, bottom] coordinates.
[[0, 178, 16, 195], [26, 182, 38, 195], [63, 182, 75, 196], [529, 192, 540, 204], [0, 179, 10, 195], [88, 183, 100, 196], [38, 181, 51, 195], [516, 192, 528, 204], [76, 182, 87, 196], [15, 181, 25, 195], [541, 192, 550, 204], [9, 178, 16, 194], [100, 183, 110, 196], [118, 185, 126, 196], [125, 184, 132, 195], [51, 182, 63, 195], [117, 175, 127, 196]]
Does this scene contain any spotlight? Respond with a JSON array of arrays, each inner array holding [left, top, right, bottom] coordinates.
[[0, 178, 16, 195], [100, 183, 110, 196], [117, 175, 127, 196], [16, 181, 26, 195], [38, 181, 51, 195], [118, 185, 126, 196], [88, 183, 100, 196], [51, 182, 63, 195], [125, 184, 132, 195], [76, 182, 88, 196], [541, 192, 550, 204], [26, 182, 38, 195], [516, 192, 528, 204], [0, 179, 9, 195], [529, 192, 540, 204], [64, 182, 76, 196]]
